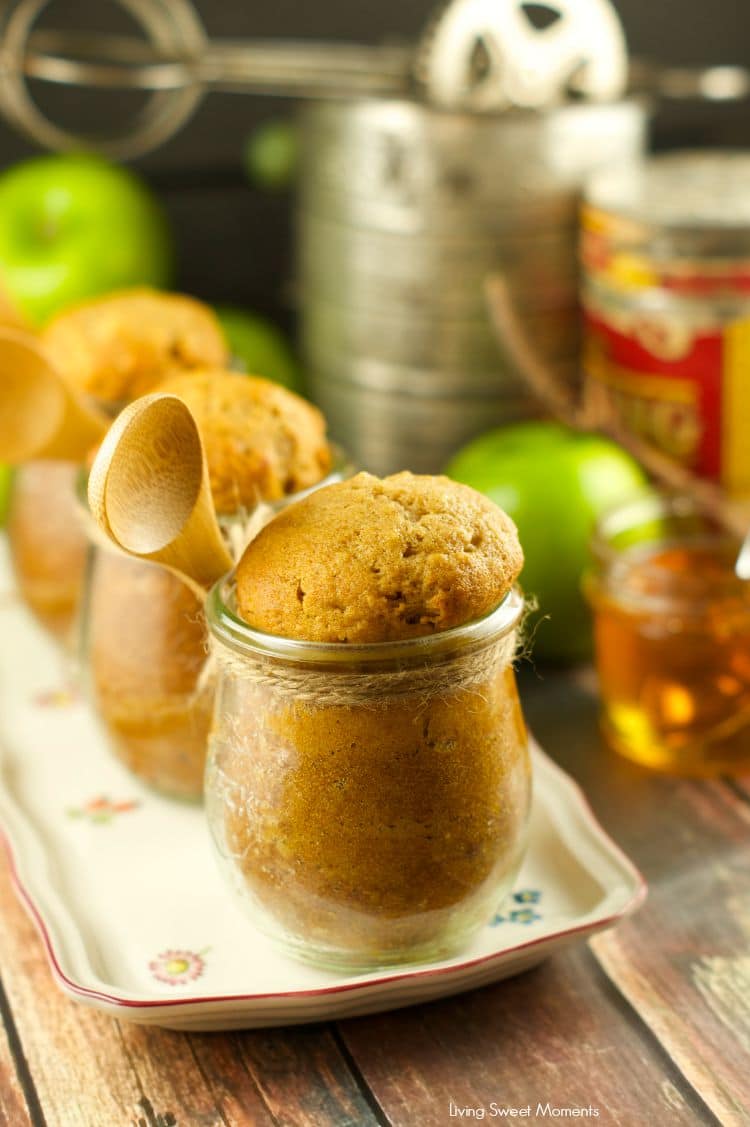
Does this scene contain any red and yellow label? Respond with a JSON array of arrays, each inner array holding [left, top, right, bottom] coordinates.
[[581, 203, 750, 297], [724, 319, 750, 496], [583, 296, 750, 497]]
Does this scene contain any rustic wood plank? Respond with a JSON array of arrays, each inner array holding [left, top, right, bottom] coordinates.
[[132, 1024, 384, 1127], [140, 1030, 274, 1127], [589, 779, 750, 1127], [337, 943, 711, 1126], [521, 667, 750, 1127], [116, 1023, 275, 1127], [231, 1028, 384, 1127], [0, 850, 380, 1127], [0, 979, 36, 1127]]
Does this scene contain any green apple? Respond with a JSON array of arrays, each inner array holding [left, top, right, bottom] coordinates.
[[0, 463, 11, 527], [243, 119, 298, 191], [0, 153, 173, 326], [215, 305, 304, 393], [445, 421, 649, 662]]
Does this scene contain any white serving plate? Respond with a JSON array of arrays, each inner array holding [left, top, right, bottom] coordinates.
[[0, 542, 645, 1031]]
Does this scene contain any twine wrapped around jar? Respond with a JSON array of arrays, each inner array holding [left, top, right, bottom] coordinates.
[[210, 621, 519, 708], [207, 574, 527, 713]]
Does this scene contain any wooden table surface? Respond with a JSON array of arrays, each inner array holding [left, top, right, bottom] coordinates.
[[1, 665, 748, 1127]]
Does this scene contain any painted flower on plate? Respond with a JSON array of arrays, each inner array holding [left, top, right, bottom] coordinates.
[[513, 889, 541, 904], [491, 890, 543, 926], [34, 685, 79, 709], [508, 907, 541, 925], [67, 796, 139, 825], [149, 949, 207, 986]]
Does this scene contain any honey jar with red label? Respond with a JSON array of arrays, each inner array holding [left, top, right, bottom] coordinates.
[[581, 152, 750, 499]]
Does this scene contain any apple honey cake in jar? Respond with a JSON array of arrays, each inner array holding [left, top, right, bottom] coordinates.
[[83, 370, 340, 801], [206, 472, 531, 970], [8, 288, 228, 643]]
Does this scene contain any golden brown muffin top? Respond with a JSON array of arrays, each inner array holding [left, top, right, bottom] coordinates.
[[158, 369, 332, 515], [235, 471, 523, 643], [42, 287, 228, 403]]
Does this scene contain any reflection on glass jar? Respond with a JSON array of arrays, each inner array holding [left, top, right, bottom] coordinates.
[[205, 581, 531, 971], [8, 461, 88, 644], [586, 493, 750, 775], [81, 457, 352, 802]]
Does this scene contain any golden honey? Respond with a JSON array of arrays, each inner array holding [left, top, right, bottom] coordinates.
[[586, 495, 750, 775]]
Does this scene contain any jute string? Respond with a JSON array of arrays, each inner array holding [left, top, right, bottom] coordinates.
[[209, 629, 518, 707], [189, 502, 275, 697]]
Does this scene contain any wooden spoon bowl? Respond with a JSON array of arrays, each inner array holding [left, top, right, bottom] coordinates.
[[0, 327, 107, 462], [88, 393, 234, 595]]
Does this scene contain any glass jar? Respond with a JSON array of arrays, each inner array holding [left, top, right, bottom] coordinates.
[[80, 456, 352, 802], [7, 461, 89, 644], [585, 493, 750, 775], [83, 547, 213, 801], [205, 580, 531, 971]]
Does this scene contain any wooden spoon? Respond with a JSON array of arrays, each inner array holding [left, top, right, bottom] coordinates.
[[87, 393, 234, 596], [0, 327, 108, 462]]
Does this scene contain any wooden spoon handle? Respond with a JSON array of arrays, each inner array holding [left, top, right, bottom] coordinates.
[[148, 473, 235, 591]]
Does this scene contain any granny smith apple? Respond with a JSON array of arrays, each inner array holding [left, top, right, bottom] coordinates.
[[0, 153, 173, 326], [216, 305, 304, 393], [243, 119, 298, 191], [0, 463, 11, 527], [445, 421, 649, 662]]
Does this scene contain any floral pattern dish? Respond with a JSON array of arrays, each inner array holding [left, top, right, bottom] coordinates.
[[0, 541, 646, 1031]]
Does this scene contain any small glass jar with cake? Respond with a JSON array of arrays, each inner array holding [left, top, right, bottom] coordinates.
[[205, 472, 532, 969]]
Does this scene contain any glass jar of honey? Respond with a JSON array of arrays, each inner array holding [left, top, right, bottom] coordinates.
[[585, 493, 750, 774], [582, 153, 750, 501]]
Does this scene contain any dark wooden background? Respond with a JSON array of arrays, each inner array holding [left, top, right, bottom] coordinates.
[[1, 0, 750, 322]]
